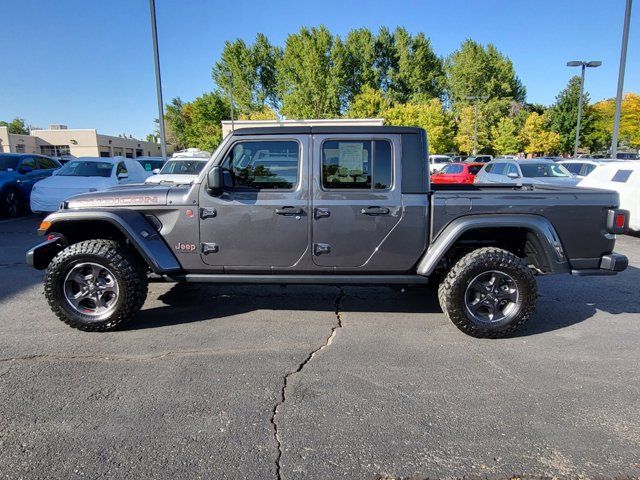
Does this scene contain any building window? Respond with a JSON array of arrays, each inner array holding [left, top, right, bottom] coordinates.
[[40, 145, 70, 157], [15, 144, 25, 153]]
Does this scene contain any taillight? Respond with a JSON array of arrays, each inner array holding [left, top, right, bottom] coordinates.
[[606, 209, 628, 234]]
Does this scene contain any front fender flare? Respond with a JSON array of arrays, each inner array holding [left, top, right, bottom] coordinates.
[[32, 209, 181, 274], [416, 214, 569, 276]]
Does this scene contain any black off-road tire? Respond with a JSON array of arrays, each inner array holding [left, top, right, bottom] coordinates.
[[44, 240, 148, 331], [438, 247, 537, 338], [1, 188, 22, 218]]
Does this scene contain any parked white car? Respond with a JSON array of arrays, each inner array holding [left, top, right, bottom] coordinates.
[[559, 158, 617, 179], [578, 161, 640, 231], [475, 159, 579, 186], [145, 158, 209, 185], [145, 149, 211, 185], [428, 155, 452, 173], [30, 157, 151, 214]]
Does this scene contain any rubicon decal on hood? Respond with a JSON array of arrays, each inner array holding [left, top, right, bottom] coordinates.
[[67, 195, 164, 208]]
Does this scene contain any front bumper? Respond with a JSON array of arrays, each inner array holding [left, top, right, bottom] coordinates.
[[26, 235, 67, 270], [571, 253, 629, 276]]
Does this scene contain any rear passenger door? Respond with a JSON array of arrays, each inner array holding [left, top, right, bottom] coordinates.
[[311, 134, 400, 267]]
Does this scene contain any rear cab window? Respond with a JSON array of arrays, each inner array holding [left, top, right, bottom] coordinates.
[[321, 139, 392, 190]]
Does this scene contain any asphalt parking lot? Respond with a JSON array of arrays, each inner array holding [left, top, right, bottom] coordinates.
[[1, 215, 639, 479]]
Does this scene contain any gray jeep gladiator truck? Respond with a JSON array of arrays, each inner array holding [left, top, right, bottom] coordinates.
[[27, 126, 629, 337]]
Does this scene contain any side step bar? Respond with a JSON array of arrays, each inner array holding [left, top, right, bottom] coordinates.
[[170, 274, 430, 285]]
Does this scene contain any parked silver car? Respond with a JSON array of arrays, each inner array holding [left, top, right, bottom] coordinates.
[[474, 159, 579, 186]]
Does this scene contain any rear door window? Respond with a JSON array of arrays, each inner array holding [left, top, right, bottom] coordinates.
[[491, 163, 506, 175], [322, 139, 392, 190], [563, 163, 583, 175], [37, 156, 59, 170]]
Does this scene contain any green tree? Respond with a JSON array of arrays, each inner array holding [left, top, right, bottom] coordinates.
[[277, 26, 344, 118], [383, 99, 454, 153], [387, 28, 444, 103], [491, 117, 520, 154], [520, 112, 561, 155], [454, 104, 491, 154], [164, 93, 230, 151], [547, 76, 591, 154], [145, 134, 156, 143], [164, 97, 188, 149], [339, 28, 378, 105], [212, 33, 280, 113], [0, 118, 29, 134], [346, 85, 389, 118], [445, 39, 526, 104], [586, 93, 640, 151]]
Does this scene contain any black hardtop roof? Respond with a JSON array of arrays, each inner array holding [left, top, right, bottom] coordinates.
[[229, 126, 424, 136]]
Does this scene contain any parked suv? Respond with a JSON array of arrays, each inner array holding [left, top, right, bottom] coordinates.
[[27, 126, 628, 338], [0, 153, 61, 217], [475, 159, 579, 186]]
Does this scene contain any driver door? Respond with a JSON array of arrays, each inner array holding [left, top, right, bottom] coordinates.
[[198, 135, 309, 269]]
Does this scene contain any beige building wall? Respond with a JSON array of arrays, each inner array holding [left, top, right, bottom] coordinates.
[[0, 126, 10, 153], [2, 127, 171, 158]]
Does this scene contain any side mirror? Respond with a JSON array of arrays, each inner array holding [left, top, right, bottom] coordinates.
[[20, 165, 33, 174], [207, 166, 223, 194], [152, 168, 160, 175], [117, 172, 129, 180], [507, 172, 520, 179]]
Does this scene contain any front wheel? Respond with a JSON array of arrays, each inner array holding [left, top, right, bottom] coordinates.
[[44, 240, 148, 331], [438, 247, 537, 338]]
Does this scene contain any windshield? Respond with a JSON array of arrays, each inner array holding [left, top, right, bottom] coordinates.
[[56, 161, 113, 177], [520, 163, 571, 178], [0, 155, 20, 171], [159, 160, 206, 175]]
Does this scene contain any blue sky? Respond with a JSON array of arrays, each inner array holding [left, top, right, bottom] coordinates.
[[0, 0, 638, 139]]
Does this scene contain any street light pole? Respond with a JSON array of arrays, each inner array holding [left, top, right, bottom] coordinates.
[[149, 0, 167, 160], [574, 64, 586, 158], [566, 60, 601, 157], [611, 0, 633, 159], [466, 95, 489, 155]]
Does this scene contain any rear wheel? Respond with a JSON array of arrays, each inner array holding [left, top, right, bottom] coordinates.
[[44, 239, 148, 331], [438, 247, 537, 338], [1, 188, 21, 218]]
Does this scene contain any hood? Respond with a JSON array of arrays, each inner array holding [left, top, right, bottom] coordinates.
[[65, 184, 171, 209]]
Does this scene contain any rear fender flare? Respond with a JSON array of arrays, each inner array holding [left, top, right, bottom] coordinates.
[[416, 214, 569, 276]]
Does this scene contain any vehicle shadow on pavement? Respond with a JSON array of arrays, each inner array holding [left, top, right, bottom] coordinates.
[[518, 265, 640, 336], [126, 284, 443, 331], [126, 265, 640, 336]]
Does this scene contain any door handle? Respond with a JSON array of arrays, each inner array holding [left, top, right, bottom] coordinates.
[[314, 208, 330, 219], [361, 206, 390, 216], [275, 206, 303, 215]]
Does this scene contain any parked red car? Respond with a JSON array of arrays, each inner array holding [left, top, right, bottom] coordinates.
[[431, 162, 484, 184]]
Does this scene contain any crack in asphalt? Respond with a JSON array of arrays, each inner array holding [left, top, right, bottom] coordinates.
[[271, 287, 345, 480]]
